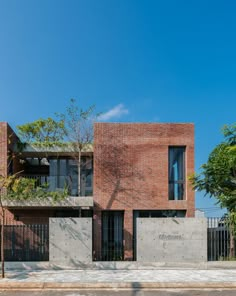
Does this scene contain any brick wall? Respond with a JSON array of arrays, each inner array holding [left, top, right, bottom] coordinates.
[[7, 123, 24, 174], [0, 122, 8, 178], [93, 123, 195, 260], [2, 208, 54, 224], [0, 122, 28, 224], [0, 122, 23, 177]]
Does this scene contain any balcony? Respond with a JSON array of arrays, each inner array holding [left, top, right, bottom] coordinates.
[[3, 175, 93, 208]]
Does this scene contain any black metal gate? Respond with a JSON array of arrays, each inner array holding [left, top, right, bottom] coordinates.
[[0, 224, 49, 261], [102, 211, 124, 261]]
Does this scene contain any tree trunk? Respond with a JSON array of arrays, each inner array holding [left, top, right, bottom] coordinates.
[[78, 150, 81, 218], [78, 150, 81, 197], [229, 225, 235, 258], [1, 208, 5, 278]]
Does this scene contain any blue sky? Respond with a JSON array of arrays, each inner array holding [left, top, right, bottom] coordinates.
[[0, 0, 235, 217]]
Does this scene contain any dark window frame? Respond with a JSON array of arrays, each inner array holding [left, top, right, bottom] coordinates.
[[168, 146, 186, 200]]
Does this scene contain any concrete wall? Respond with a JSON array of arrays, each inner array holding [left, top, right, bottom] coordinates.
[[49, 218, 92, 265], [137, 218, 207, 262], [4, 195, 93, 208]]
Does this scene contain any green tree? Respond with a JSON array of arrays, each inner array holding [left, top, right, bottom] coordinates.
[[190, 123, 236, 257], [56, 99, 99, 199], [17, 117, 65, 149], [18, 99, 99, 200]]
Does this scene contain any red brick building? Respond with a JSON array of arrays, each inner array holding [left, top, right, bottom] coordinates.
[[0, 121, 195, 261]]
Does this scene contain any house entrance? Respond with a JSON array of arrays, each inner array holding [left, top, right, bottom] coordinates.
[[102, 211, 124, 261]]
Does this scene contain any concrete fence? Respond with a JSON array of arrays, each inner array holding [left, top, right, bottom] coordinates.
[[137, 218, 207, 262], [49, 218, 92, 265], [1, 217, 218, 268], [48, 217, 207, 265]]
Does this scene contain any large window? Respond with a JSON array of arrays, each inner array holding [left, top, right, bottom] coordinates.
[[168, 147, 185, 200], [49, 157, 93, 196]]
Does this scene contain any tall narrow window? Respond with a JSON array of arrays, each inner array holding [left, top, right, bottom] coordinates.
[[169, 147, 185, 200]]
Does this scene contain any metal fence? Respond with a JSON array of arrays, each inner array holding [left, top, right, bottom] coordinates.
[[0, 224, 49, 261], [207, 217, 236, 261]]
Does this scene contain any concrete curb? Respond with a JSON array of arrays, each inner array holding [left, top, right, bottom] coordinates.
[[5, 261, 236, 271], [0, 282, 236, 290]]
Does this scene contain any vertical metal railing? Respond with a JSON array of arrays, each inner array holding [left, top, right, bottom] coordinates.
[[0, 224, 49, 261], [207, 217, 235, 261], [96, 211, 124, 261]]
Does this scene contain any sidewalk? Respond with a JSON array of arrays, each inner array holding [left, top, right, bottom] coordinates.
[[1, 269, 236, 289]]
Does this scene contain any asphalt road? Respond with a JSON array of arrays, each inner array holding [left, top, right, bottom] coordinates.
[[0, 290, 235, 296]]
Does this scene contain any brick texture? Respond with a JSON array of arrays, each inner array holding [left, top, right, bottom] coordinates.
[[0, 122, 8, 178], [93, 123, 195, 260], [0, 122, 29, 224]]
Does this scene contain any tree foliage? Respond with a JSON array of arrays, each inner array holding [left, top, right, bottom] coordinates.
[[191, 143, 236, 210], [56, 98, 98, 149], [0, 175, 68, 202], [17, 117, 65, 148], [190, 123, 236, 256], [55, 99, 99, 196], [17, 100, 99, 151], [190, 124, 236, 208], [17, 99, 99, 197], [222, 123, 236, 145]]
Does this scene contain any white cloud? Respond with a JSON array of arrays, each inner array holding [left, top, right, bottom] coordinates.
[[98, 104, 129, 121]]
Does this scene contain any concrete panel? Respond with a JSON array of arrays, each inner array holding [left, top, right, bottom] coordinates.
[[4, 195, 93, 207], [137, 218, 207, 262], [49, 218, 92, 264]]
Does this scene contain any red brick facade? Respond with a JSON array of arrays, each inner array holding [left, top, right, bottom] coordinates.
[[0, 122, 25, 223], [0, 122, 22, 178], [93, 123, 195, 260], [0, 122, 8, 178]]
